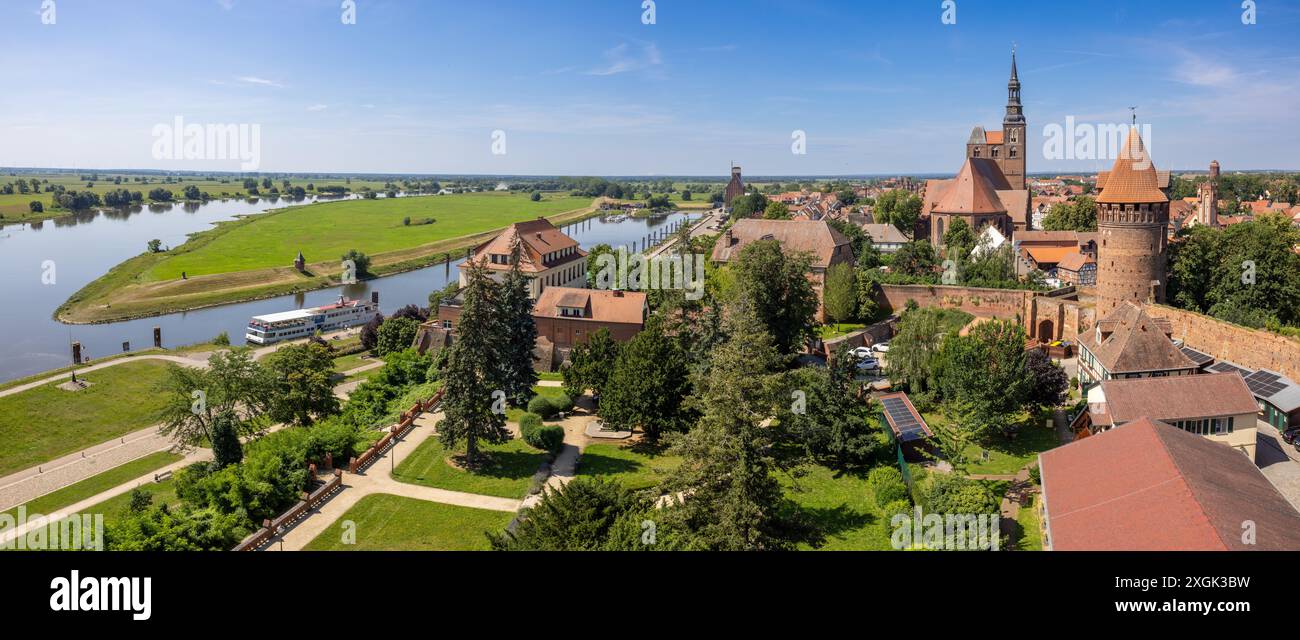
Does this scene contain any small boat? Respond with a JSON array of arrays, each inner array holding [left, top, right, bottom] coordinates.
[[244, 296, 379, 345]]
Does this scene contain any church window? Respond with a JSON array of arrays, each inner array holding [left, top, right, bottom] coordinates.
[[1009, 129, 1019, 143], [973, 147, 981, 158], [1009, 147, 1018, 158], [991, 147, 1000, 158]]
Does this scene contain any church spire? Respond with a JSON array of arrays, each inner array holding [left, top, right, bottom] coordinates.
[[1004, 47, 1024, 125]]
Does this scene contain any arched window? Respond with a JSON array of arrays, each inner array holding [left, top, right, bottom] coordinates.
[[991, 147, 1000, 158]]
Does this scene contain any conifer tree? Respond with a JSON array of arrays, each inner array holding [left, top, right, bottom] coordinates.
[[439, 260, 510, 466], [667, 299, 813, 550], [499, 239, 539, 406]]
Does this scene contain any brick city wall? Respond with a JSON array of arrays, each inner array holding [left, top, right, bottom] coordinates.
[[1145, 305, 1300, 381], [877, 284, 1032, 321]]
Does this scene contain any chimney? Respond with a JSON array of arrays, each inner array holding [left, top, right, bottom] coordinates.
[[724, 228, 733, 246]]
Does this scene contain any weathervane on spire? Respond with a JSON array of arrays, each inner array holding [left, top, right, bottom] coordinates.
[[1129, 106, 1138, 126]]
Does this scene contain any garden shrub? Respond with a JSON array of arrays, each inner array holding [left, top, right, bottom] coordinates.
[[528, 395, 557, 418], [548, 393, 574, 414], [879, 499, 913, 542], [867, 466, 908, 508]]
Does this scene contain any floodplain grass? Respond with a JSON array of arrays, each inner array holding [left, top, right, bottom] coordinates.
[[0, 451, 181, 519], [303, 493, 512, 551], [57, 192, 599, 323], [146, 192, 591, 281], [392, 435, 546, 500], [0, 360, 174, 477]]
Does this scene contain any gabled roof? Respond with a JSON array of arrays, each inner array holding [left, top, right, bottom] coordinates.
[[466, 217, 585, 273], [711, 219, 852, 268], [1096, 127, 1169, 204], [1099, 373, 1260, 424], [1040, 417, 1300, 550], [1079, 302, 1196, 373], [532, 287, 647, 325], [932, 158, 1007, 215], [1056, 251, 1095, 272], [861, 223, 908, 245]]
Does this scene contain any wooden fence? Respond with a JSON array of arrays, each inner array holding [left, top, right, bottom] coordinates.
[[230, 388, 444, 551], [232, 469, 344, 551], [348, 389, 445, 474]]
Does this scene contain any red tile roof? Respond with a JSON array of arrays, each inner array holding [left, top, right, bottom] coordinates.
[[1080, 301, 1196, 373], [932, 158, 1007, 215], [465, 217, 585, 274], [533, 287, 647, 325], [1040, 417, 1300, 550], [1096, 127, 1169, 204], [711, 219, 852, 269]]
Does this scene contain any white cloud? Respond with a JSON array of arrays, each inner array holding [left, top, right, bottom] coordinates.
[[235, 76, 284, 88], [307, 104, 328, 111], [216, 0, 236, 10], [585, 42, 662, 77]]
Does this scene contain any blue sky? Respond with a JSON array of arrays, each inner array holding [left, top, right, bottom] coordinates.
[[1, 0, 1298, 176]]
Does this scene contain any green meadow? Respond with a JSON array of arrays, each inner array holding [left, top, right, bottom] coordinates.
[[144, 192, 591, 281]]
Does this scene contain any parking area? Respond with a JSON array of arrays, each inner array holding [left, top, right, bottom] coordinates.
[[1256, 424, 1300, 511]]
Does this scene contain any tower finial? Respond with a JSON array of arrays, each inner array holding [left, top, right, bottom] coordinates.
[[1129, 106, 1137, 126]]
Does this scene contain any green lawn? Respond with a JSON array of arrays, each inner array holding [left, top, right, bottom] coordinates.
[[393, 435, 546, 499], [146, 192, 591, 281], [537, 372, 564, 382], [576, 443, 682, 492], [1, 451, 181, 519], [333, 351, 378, 374], [1015, 495, 1043, 551], [303, 493, 513, 551], [920, 409, 1059, 476], [0, 360, 175, 477], [817, 323, 868, 339], [84, 476, 182, 529], [783, 465, 893, 551]]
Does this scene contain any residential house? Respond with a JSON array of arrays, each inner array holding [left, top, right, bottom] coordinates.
[[711, 218, 854, 321], [862, 223, 908, 253], [1055, 251, 1096, 286], [457, 217, 587, 299], [1076, 301, 1199, 390], [1087, 373, 1260, 459]]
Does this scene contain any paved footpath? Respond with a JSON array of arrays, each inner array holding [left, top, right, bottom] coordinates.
[[0, 351, 372, 513], [0, 448, 210, 546], [269, 411, 524, 551]]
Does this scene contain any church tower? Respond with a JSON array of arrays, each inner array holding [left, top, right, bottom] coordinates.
[[1095, 126, 1170, 315], [1196, 160, 1220, 227], [964, 51, 1027, 191], [1001, 50, 1027, 191]]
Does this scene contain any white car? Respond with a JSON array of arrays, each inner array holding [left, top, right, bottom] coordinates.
[[855, 357, 880, 371], [872, 342, 891, 353], [850, 346, 872, 359]]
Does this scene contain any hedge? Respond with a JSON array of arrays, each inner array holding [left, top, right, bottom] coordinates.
[[519, 412, 564, 452]]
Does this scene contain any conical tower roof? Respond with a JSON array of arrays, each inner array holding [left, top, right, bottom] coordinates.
[[933, 158, 1007, 215], [1097, 127, 1168, 204]]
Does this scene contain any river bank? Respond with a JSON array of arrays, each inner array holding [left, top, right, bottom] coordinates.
[[56, 195, 604, 324]]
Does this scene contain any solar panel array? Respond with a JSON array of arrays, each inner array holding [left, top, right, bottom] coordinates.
[[1245, 370, 1288, 398], [882, 397, 927, 442], [1206, 361, 1250, 377], [1180, 346, 1214, 366]]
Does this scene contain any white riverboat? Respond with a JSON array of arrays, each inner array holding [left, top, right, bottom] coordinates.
[[244, 296, 379, 345]]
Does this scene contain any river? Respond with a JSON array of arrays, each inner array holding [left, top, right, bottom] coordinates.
[[0, 195, 694, 383]]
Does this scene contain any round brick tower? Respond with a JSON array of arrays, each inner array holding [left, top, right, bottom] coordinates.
[[1095, 126, 1169, 316]]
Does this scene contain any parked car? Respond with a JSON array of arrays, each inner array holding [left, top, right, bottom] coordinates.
[[1283, 427, 1300, 445], [850, 346, 872, 359], [871, 342, 891, 353], [855, 357, 880, 372]]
